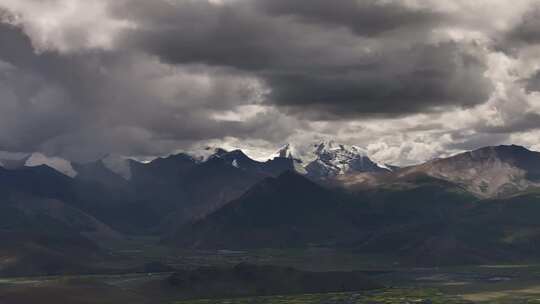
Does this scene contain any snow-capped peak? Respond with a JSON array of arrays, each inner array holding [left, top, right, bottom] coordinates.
[[187, 146, 228, 162], [270, 144, 301, 161], [313, 141, 368, 159], [304, 141, 390, 179]]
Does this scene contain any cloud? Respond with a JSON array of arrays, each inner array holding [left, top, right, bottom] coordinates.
[[265, 42, 493, 119], [526, 70, 540, 92], [0, 0, 538, 165], [256, 0, 444, 37], [0, 0, 134, 52], [506, 5, 540, 46], [0, 23, 295, 161], [116, 0, 493, 118]]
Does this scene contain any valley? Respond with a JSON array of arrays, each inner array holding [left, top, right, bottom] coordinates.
[[5, 240, 540, 303]]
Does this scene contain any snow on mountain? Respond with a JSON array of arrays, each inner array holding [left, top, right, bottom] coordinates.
[[25, 153, 77, 177], [270, 144, 301, 160], [305, 141, 389, 179], [267, 141, 391, 178], [267, 144, 306, 174], [187, 146, 229, 163]]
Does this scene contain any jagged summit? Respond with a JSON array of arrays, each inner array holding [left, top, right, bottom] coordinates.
[[186, 146, 226, 162], [211, 149, 262, 171], [314, 141, 367, 156], [270, 143, 301, 161], [304, 141, 390, 179]]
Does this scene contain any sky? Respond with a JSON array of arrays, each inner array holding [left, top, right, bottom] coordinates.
[[0, 0, 539, 165]]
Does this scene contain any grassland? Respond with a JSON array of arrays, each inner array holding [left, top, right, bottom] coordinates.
[[4, 266, 540, 303], [174, 289, 470, 304], [5, 238, 540, 303]]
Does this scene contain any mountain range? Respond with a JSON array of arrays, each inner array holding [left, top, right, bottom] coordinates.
[[2, 143, 540, 272]]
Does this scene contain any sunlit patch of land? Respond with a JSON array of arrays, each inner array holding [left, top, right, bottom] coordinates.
[[461, 284, 540, 303]]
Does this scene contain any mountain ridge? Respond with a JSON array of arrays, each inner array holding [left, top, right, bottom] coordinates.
[[3, 143, 540, 267], [3, 143, 540, 200]]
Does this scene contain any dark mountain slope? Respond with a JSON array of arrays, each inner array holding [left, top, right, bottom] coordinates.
[[72, 160, 132, 192], [453, 194, 540, 258], [173, 171, 495, 265], [0, 194, 118, 276], [128, 154, 197, 218], [0, 165, 74, 200], [174, 172, 379, 249], [179, 157, 268, 219], [129, 154, 267, 229], [0, 164, 157, 235], [130, 153, 197, 182], [352, 191, 540, 266]]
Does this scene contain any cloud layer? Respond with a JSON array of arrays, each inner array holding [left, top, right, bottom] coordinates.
[[0, 0, 539, 165]]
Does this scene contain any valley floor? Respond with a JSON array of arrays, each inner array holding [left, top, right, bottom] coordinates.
[[3, 238, 540, 303], [4, 268, 540, 303]]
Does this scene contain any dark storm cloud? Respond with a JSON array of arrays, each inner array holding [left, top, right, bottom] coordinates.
[[2, 0, 536, 163], [265, 43, 492, 119], [0, 23, 295, 160], [525, 70, 540, 92], [115, 0, 493, 119], [256, 0, 444, 37], [506, 6, 540, 45]]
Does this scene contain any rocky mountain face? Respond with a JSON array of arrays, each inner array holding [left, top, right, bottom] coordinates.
[[271, 143, 299, 160], [336, 145, 540, 199], [304, 142, 390, 179], [269, 141, 391, 180], [213, 149, 297, 177], [395, 145, 540, 198], [0, 169, 121, 276]]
